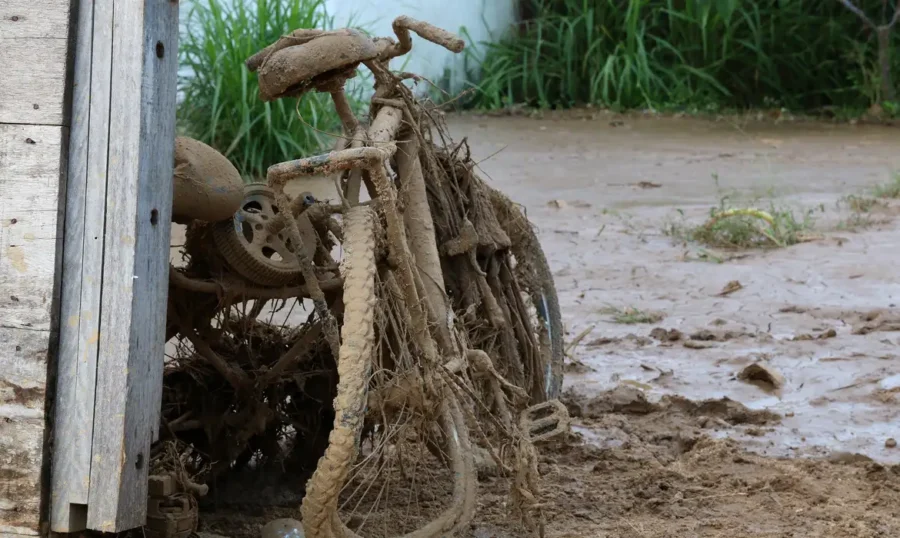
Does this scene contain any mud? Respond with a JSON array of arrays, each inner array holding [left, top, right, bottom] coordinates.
[[254, 29, 378, 101], [172, 137, 245, 224], [447, 112, 900, 536], [472, 388, 900, 537]]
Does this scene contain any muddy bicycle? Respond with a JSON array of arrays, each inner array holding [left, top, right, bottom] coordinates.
[[163, 15, 565, 538]]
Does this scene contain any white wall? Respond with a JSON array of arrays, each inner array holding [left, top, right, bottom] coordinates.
[[326, 0, 516, 92]]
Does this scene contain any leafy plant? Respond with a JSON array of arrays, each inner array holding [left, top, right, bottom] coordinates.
[[689, 204, 816, 249], [178, 0, 364, 180], [599, 305, 665, 324], [464, 0, 900, 113], [666, 177, 817, 250], [836, 0, 900, 104], [872, 172, 900, 198]]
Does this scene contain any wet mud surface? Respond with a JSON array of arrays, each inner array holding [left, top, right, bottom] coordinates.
[[451, 113, 900, 536]]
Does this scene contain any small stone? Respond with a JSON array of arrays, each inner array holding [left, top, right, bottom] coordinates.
[[886, 438, 897, 448], [261, 518, 304, 538], [547, 199, 568, 209], [738, 362, 785, 392]]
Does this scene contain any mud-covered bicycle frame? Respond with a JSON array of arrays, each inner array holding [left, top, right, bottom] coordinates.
[[255, 16, 465, 362], [165, 16, 569, 538], [247, 18, 480, 538]]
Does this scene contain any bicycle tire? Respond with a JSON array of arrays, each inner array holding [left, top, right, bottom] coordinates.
[[486, 186, 565, 401], [301, 205, 377, 536], [326, 386, 477, 538], [212, 183, 305, 286]]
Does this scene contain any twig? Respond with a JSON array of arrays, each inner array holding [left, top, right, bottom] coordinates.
[[838, 0, 900, 28], [261, 322, 324, 383], [838, 0, 877, 28], [182, 328, 249, 391], [474, 144, 509, 166], [169, 266, 342, 299], [624, 519, 647, 537], [393, 70, 453, 100], [372, 97, 405, 108], [293, 97, 369, 144], [433, 88, 476, 110], [565, 325, 595, 356]]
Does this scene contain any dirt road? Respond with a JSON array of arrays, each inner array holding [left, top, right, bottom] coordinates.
[[449, 113, 900, 537]]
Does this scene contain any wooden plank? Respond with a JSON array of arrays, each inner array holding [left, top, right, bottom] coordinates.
[[86, 0, 179, 530], [0, 125, 67, 332], [0, 328, 52, 538], [0, 35, 70, 126], [0, 123, 68, 536], [0, 0, 71, 39], [0, 124, 67, 328], [2, 2, 73, 535], [49, 0, 100, 530], [0, 0, 71, 126]]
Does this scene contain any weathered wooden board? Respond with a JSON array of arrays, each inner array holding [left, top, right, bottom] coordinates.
[[1, 126, 67, 331], [0, 0, 73, 126], [6, 0, 178, 532], [0, 328, 53, 538], [50, 0, 108, 529], [0, 122, 68, 536], [85, 0, 179, 531], [1, 1, 85, 536], [0, 0, 71, 39]]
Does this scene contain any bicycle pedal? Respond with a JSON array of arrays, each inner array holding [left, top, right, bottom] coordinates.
[[142, 493, 198, 538], [519, 399, 570, 442]]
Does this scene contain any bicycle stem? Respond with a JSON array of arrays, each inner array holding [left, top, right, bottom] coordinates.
[[330, 90, 359, 134]]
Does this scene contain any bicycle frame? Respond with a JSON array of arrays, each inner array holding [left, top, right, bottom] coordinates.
[[161, 15, 568, 538], [263, 26, 461, 360]]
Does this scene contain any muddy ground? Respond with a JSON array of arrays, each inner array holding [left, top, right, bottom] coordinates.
[[454, 112, 900, 537], [186, 113, 900, 537]]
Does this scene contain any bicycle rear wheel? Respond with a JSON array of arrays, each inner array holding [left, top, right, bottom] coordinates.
[[486, 186, 564, 401], [427, 148, 564, 403]]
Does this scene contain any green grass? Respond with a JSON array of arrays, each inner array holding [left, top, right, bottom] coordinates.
[[835, 194, 880, 231], [836, 210, 878, 232], [843, 194, 881, 213], [691, 204, 815, 249], [835, 174, 900, 230], [461, 0, 900, 113], [178, 0, 364, 180], [872, 173, 900, 199], [599, 305, 665, 325], [666, 180, 817, 250]]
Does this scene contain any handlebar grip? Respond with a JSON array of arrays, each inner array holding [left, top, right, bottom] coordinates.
[[392, 15, 464, 53]]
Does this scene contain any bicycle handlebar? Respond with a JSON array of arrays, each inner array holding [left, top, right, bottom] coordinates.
[[390, 15, 465, 56], [246, 16, 464, 74]]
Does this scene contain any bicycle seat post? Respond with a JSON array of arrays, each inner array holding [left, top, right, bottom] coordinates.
[[330, 89, 359, 135]]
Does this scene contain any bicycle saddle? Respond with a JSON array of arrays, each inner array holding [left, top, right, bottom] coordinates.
[[250, 28, 379, 101]]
